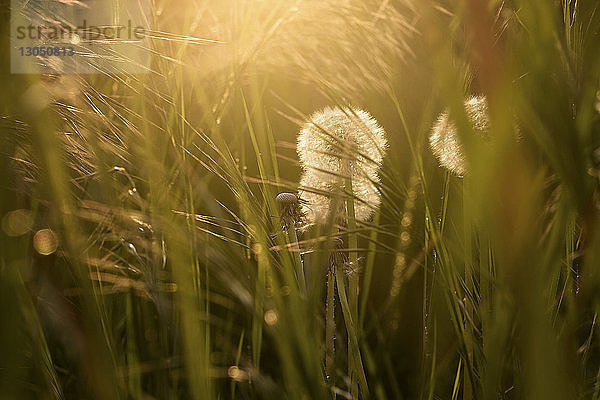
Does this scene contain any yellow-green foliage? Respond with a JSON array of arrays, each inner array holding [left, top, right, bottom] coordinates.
[[1, 1, 600, 399]]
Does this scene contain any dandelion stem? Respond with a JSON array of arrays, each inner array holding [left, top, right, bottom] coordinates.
[[335, 261, 369, 399], [345, 175, 361, 398], [275, 192, 306, 295], [325, 267, 336, 390], [462, 178, 474, 400], [359, 209, 380, 329], [287, 226, 307, 296]]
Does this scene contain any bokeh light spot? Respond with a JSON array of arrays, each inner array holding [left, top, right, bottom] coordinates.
[[228, 366, 248, 381], [2, 209, 33, 236], [264, 309, 278, 326], [33, 229, 59, 255]]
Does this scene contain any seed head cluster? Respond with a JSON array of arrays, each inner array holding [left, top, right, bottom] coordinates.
[[297, 106, 387, 225], [429, 96, 489, 176]]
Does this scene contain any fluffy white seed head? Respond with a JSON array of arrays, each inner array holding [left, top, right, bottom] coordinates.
[[429, 95, 489, 176], [297, 106, 387, 225]]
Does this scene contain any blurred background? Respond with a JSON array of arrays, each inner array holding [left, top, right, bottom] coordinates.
[[1, 0, 600, 399]]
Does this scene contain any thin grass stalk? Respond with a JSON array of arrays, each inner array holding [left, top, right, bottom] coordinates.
[[253, 243, 267, 372], [369, 310, 404, 399], [242, 89, 327, 395], [325, 267, 336, 393], [440, 171, 451, 235], [427, 322, 437, 400], [462, 178, 475, 400], [136, 79, 213, 398], [345, 174, 361, 398], [335, 263, 369, 399], [421, 171, 450, 399], [451, 359, 462, 400], [423, 190, 474, 398], [360, 209, 380, 328], [390, 90, 472, 399], [16, 269, 65, 400], [321, 198, 345, 397], [271, 231, 328, 398], [29, 105, 123, 399], [242, 90, 268, 373], [162, 207, 212, 400], [275, 192, 307, 296], [186, 140, 213, 400], [231, 330, 245, 399], [593, 303, 600, 400], [125, 289, 142, 399], [287, 225, 307, 296], [422, 214, 436, 400], [478, 235, 492, 349], [181, 68, 214, 393]]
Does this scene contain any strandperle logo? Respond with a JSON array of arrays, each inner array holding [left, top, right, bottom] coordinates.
[[14, 20, 145, 41], [10, 0, 151, 74]]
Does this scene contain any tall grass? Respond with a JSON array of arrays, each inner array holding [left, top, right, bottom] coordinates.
[[2, 0, 600, 399]]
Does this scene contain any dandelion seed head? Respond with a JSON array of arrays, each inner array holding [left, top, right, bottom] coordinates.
[[276, 192, 299, 206], [275, 192, 302, 229], [429, 95, 489, 176], [296, 106, 387, 225]]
